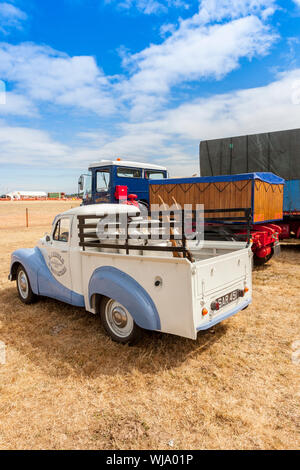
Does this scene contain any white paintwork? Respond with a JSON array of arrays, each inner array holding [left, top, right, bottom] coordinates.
[[37, 204, 253, 340], [88, 160, 167, 171]]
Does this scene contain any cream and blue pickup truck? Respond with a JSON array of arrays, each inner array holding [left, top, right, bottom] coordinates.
[[9, 204, 252, 343]]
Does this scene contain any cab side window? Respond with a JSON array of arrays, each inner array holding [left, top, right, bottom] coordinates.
[[53, 218, 70, 242], [117, 167, 142, 178], [96, 169, 110, 192]]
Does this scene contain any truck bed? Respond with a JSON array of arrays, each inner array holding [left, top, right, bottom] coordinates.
[[80, 239, 252, 340]]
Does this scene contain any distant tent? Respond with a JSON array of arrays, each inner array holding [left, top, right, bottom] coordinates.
[[6, 191, 47, 200]]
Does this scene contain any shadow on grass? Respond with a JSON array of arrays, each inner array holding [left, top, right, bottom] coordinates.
[[280, 244, 300, 252], [0, 285, 227, 379], [253, 263, 273, 272]]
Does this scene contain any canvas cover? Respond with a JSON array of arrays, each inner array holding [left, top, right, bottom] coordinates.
[[200, 128, 300, 180], [150, 172, 285, 186]]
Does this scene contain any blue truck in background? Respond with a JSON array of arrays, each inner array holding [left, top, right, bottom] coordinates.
[[284, 180, 300, 213], [79, 159, 168, 206]]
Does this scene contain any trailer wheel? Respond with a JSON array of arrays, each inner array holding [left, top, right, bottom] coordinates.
[[16, 265, 37, 304], [100, 297, 142, 344], [253, 253, 273, 266]]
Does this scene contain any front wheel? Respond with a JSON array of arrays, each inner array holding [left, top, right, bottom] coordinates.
[[16, 265, 37, 304], [100, 297, 142, 344]]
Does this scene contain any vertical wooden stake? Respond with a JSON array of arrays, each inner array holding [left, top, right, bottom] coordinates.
[[26, 208, 29, 228]]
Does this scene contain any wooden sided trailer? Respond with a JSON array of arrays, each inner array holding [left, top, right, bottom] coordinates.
[[149, 173, 285, 265]]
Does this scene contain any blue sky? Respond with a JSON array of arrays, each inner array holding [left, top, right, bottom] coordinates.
[[1, 0, 300, 193]]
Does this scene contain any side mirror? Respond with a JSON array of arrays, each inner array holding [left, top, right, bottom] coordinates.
[[78, 175, 84, 192], [45, 235, 51, 242]]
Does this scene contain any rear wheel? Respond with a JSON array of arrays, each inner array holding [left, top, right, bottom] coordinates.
[[100, 297, 142, 344], [16, 265, 36, 304]]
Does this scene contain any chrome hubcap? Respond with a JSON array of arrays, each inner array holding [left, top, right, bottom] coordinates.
[[112, 307, 128, 328], [18, 270, 29, 299], [105, 300, 134, 338]]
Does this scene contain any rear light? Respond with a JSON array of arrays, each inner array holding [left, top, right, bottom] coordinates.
[[202, 308, 208, 316], [210, 301, 220, 311], [238, 287, 249, 297]]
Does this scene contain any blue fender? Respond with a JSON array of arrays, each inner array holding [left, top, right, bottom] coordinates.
[[10, 248, 41, 295], [88, 266, 161, 331], [10, 247, 85, 307]]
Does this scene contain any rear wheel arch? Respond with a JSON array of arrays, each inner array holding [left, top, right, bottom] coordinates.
[[91, 292, 104, 313], [88, 266, 160, 331], [10, 261, 21, 281]]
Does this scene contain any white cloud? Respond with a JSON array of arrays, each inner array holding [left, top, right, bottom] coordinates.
[[0, 42, 116, 115], [76, 68, 300, 176], [153, 69, 300, 141], [105, 0, 190, 15], [197, 0, 277, 23], [0, 1, 278, 120], [2, 69, 300, 181], [0, 126, 70, 166], [122, 15, 276, 117], [107, 0, 277, 18], [0, 91, 37, 116], [0, 2, 27, 34]]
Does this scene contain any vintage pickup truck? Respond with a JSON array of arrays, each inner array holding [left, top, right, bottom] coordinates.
[[9, 204, 253, 343]]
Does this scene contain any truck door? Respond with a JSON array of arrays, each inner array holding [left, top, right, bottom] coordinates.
[[41, 216, 73, 302], [94, 167, 111, 203], [114, 166, 145, 202]]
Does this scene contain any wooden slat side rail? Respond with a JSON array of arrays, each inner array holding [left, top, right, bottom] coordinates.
[[77, 208, 252, 255]]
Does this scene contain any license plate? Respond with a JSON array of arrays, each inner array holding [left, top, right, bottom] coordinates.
[[216, 289, 239, 309]]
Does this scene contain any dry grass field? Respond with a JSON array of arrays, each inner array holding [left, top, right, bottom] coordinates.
[[0, 201, 299, 450]]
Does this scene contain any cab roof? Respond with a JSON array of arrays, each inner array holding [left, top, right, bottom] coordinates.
[[88, 160, 167, 171]]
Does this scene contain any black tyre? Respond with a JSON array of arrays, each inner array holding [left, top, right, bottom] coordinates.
[[16, 265, 37, 304], [254, 252, 273, 266], [100, 296, 142, 344]]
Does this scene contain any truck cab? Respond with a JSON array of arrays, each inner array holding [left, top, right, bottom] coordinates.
[[78, 160, 168, 206]]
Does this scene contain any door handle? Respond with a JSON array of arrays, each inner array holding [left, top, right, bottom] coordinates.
[[61, 250, 68, 253]]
